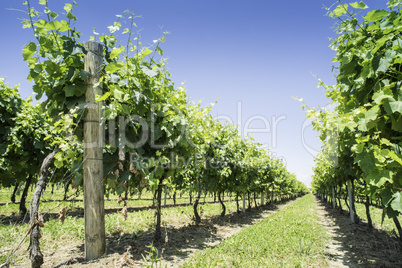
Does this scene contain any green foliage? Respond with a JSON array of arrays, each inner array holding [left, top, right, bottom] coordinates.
[[18, 0, 309, 201], [307, 0, 402, 220], [0, 78, 22, 179], [0, 78, 52, 188]]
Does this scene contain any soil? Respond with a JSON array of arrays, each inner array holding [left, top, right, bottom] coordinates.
[[10, 199, 295, 268], [315, 197, 402, 268]]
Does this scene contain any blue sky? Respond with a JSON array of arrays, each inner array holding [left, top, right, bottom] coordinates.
[[0, 0, 388, 187]]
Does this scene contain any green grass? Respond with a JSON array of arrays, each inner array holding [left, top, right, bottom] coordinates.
[[182, 194, 328, 268]]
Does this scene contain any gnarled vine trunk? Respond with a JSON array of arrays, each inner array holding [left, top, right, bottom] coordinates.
[[365, 196, 373, 229], [154, 177, 164, 242], [218, 191, 225, 217], [20, 175, 32, 218], [30, 148, 59, 268], [392, 217, 402, 242], [11, 182, 20, 203], [63, 179, 71, 201], [253, 192, 257, 208], [351, 180, 359, 223], [193, 178, 202, 225]]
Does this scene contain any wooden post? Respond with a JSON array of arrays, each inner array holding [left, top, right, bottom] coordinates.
[[332, 187, 336, 209], [164, 185, 167, 207], [261, 192, 264, 206], [347, 180, 354, 223], [84, 41, 105, 260], [242, 193, 246, 213]]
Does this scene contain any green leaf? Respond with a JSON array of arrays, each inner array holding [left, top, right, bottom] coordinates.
[[388, 0, 401, 9], [39, 0, 47, 5], [22, 42, 37, 61], [44, 8, 58, 19], [373, 88, 394, 105], [357, 106, 379, 131], [72, 45, 85, 55], [142, 48, 153, 56], [350, 1, 368, 9], [366, 170, 393, 187], [361, 60, 373, 79], [375, 49, 396, 73], [80, 70, 90, 80], [331, 4, 349, 18], [109, 46, 125, 60], [59, 20, 70, 32], [391, 114, 402, 131], [113, 88, 124, 100], [388, 150, 402, 165], [66, 11, 77, 21], [65, 84, 86, 97], [141, 66, 158, 77], [46, 21, 62, 31], [96, 92, 110, 101], [364, 9, 388, 22], [387, 100, 402, 114], [356, 151, 376, 174], [385, 206, 400, 218], [156, 46, 163, 56], [22, 19, 31, 29], [64, 3, 72, 13], [154, 165, 164, 179], [147, 173, 158, 191], [105, 62, 124, 74], [54, 151, 63, 168]]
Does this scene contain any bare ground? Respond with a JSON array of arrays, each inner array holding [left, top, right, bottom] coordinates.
[[315, 197, 402, 268], [9, 199, 295, 268]]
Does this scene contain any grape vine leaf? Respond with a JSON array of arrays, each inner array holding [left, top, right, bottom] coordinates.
[[364, 9, 389, 22], [391, 192, 402, 213], [350, 1, 368, 9]]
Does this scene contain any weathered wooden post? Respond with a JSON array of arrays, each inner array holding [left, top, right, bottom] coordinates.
[[347, 180, 354, 223], [84, 41, 105, 260], [242, 193, 246, 213], [261, 192, 264, 206], [164, 185, 167, 207], [332, 187, 336, 209]]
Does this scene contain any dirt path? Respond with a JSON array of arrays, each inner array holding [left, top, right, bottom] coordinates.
[[12, 198, 297, 268], [315, 197, 402, 268]]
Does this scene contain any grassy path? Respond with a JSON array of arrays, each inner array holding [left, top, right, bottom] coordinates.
[[182, 194, 328, 268]]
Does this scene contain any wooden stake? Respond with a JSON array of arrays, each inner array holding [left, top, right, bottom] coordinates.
[[242, 193, 246, 213], [347, 180, 354, 223], [164, 185, 167, 207], [332, 187, 336, 209], [84, 41, 105, 260]]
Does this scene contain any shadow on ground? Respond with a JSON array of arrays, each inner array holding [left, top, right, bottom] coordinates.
[[317, 199, 402, 268]]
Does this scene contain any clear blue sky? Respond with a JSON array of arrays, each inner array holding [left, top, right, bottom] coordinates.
[[0, 0, 388, 187]]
